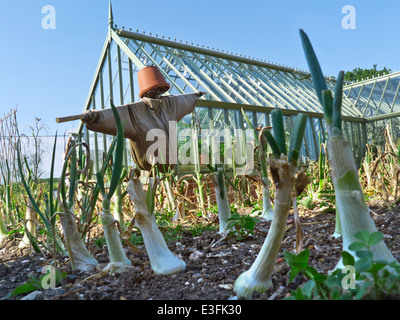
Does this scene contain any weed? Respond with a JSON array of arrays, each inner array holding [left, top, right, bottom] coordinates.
[[284, 230, 400, 300], [6, 267, 67, 299], [94, 236, 106, 248], [227, 209, 259, 240]]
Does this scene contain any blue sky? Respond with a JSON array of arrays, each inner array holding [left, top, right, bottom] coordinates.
[[1, 0, 399, 176]]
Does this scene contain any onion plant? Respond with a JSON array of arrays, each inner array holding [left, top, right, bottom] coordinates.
[[72, 135, 101, 239], [161, 166, 177, 213], [316, 138, 342, 238], [316, 135, 326, 196], [366, 127, 400, 204], [210, 168, 231, 235], [0, 161, 10, 238], [228, 135, 250, 208], [258, 129, 274, 220], [193, 171, 207, 217], [0, 160, 16, 228], [112, 166, 128, 233], [98, 151, 128, 232], [127, 173, 186, 275], [191, 116, 208, 217], [234, 109, 309, 299], [362, 143, 375, 196], [16, 135, 67, 256], [57, 138, 98, 272], [18, 160, 38, 249], [0, 206, 8, 239], [97, 100, 132, 275], [299, 29, 398, 268], [241, 109, 273, 220]]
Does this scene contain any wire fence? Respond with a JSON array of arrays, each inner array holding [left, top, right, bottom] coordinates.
[[0, 108, 73, 182], [0, 108, 20, 184]]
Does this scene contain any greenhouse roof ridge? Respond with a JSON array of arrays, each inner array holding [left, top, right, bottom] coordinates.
[[115, 27, 336, 81], [106, 1, 336, 80]]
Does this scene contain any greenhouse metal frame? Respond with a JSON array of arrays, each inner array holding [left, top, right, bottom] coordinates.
[[77, 3, 400, 175]]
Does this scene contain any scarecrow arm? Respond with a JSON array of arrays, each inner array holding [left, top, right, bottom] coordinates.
[[57, 104, 135, 140], [56, 111, 95, 123]]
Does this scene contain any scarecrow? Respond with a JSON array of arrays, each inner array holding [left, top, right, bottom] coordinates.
[[57, 66, 204, 172], [57, 66, 204, 275]]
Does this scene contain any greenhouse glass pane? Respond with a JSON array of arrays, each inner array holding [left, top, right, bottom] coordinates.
[[256, 112, 267, 128], [227, 109, 240, 131], [305, 117, 316, 160], [108, 41, 122, 106], [391, 88, 400, 113], [359, 83, 375, 115], [209, 108, 226, 166]]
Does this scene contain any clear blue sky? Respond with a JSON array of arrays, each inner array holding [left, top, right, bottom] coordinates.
[[1, 0, 399, 176]]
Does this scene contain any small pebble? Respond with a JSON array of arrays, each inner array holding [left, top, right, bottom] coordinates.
[[21, 290, 42, 300], [218, 284, 233, 290]]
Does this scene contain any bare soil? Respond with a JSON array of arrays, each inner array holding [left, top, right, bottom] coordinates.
[[1, 200, 399, 302]]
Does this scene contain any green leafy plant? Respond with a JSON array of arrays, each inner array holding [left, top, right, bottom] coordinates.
[[187, 223, 218, 237], [227, 211, 259, 240], [94, 236, 106, 249], [250, 200, 263, 216], [16, 134, 66, 256], [6, 267, 67, 299], [129, 232, 144, 246], [297, 196, 316, 210], [0, 160, 17, 230], [344, 64, 391, 82], [284, 230, 400, 300]]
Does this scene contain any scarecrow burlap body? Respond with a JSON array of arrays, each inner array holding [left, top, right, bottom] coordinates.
[[85, 93, 199, 171]]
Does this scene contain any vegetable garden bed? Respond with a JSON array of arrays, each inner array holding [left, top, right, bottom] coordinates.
[[1, 200, 399, 300]]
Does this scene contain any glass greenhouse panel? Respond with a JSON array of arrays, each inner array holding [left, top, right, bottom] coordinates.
[[256, 112, 268, 128], [78, 28, 400, 175], [101, 55, 112, 108], [304, 117, 316, 160]]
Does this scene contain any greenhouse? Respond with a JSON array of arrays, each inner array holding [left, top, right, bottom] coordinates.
[[76, 4, 400, 175], [2, 1, 400, 302]]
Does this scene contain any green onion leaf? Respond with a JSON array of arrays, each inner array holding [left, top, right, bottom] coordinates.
[[322, 90, 333, 126], [241, 108, 258, 143], [288, 113, 307, 164], [96, 172, 106, 197], [299, 29, 328, 107], [332, 71, 344, 133], [262, 130, 281, 159], [106, 100, 124, 200], [271, 108, 287, 156]]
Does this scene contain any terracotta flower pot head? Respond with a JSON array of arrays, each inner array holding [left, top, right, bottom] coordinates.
[[138, 66, 170, 98]]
